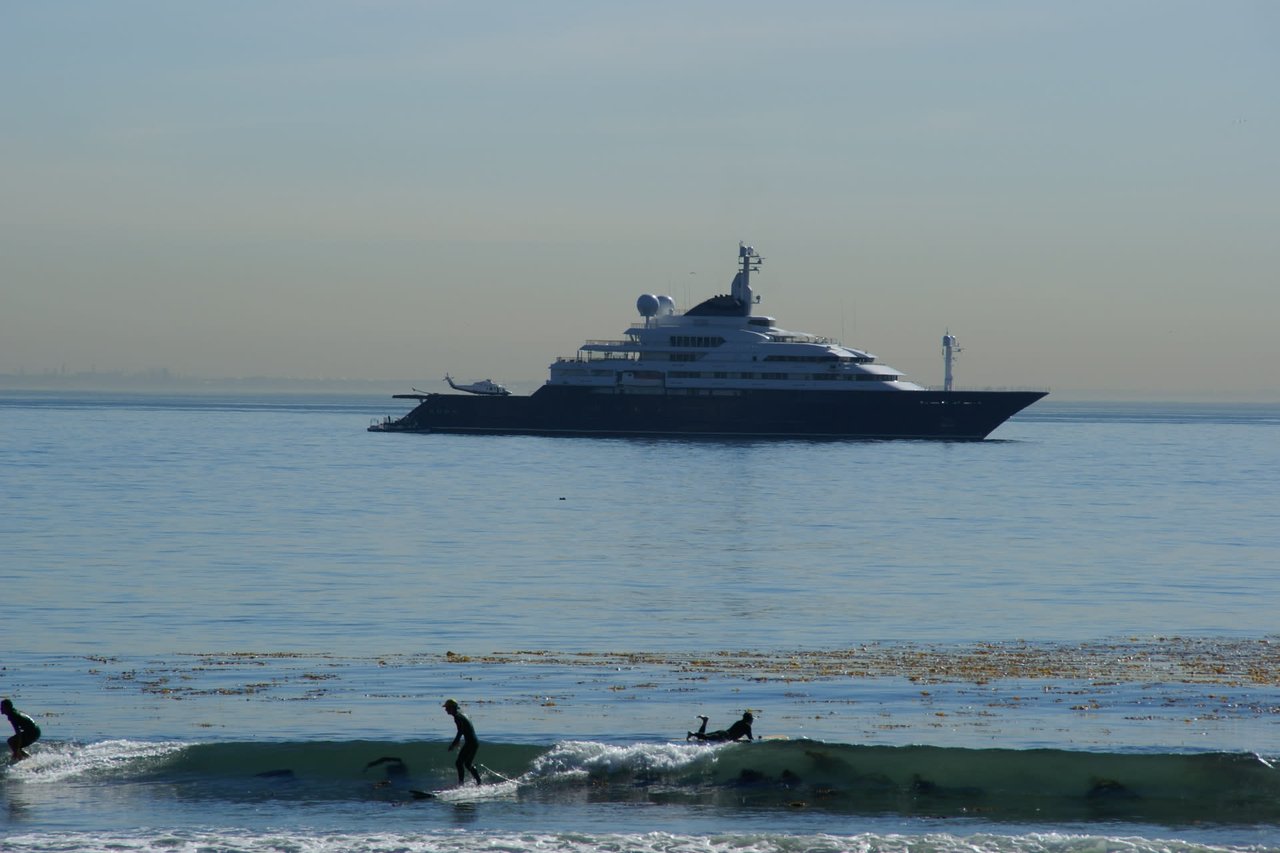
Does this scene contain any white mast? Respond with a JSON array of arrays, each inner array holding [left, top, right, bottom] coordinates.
[[942, 331, 960, 392], [733, 243, 762, 308]]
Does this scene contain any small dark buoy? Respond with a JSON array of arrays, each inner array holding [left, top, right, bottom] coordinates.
[[559, 497, 566, 500]]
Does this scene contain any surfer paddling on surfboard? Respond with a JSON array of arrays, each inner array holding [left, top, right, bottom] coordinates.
[[443, 698, 482, 786], [687, 710, 754, 742], [2, 699, 41, 762]]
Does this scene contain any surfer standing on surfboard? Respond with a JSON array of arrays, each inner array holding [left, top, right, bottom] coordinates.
[[687, 710, 754, 742], [2, 698, 41, 762], [443, 698, 482, 786]]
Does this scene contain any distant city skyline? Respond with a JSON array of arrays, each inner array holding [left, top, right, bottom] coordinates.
[[3, 2, 1276, 401]]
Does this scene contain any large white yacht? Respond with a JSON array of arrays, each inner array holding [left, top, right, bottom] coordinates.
[[371, 244, 1045, 439]]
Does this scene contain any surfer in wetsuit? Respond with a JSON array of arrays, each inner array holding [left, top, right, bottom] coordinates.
[[2, 698, 41, 762], [444, 698, 482, 785], [687, 710, 754, 742]]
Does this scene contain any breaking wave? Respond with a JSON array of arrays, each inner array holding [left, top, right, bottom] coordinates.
[[5, 737, 1279, 824], [0, 830, 1265, 853]]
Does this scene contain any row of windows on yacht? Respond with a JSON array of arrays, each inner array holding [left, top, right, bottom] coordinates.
[[665, 340, 871, 363], [666, 371, 899, 382], [572, 350, 872, 364], [657, 334, 842, 348], [558, 367, 899, 382]]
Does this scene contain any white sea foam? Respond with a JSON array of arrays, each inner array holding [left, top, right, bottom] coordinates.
[[428, 777, 519, 802], [0, 831, 1256, 853], [4, 739, 187, 784], [528, 739, 712, 780]]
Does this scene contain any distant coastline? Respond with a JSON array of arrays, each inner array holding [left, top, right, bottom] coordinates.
[[0, 371, 1275, 404], [0, 370, 417, 396]]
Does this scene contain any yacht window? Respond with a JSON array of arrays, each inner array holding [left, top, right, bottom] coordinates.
[[763, 354, 841, 363], [669, 335, 724, 348]]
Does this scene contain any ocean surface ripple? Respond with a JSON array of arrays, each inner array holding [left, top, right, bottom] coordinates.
[[3, 394, 1279, 851]]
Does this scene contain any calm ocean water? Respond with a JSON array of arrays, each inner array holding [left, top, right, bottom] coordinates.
[[3, 392, 1279, 852]]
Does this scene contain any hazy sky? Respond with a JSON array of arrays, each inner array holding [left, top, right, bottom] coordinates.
[[3, 1, 1276, 399]]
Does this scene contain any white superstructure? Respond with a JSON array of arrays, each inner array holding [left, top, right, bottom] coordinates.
[[547, 243, 926, 394]]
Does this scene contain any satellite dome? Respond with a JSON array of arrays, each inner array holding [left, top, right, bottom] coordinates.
[[656, 295, 676, 315], [636, 294, 660, 317]]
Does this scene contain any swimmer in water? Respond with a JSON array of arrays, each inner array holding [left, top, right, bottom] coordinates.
[[687, 710, 754, 742]]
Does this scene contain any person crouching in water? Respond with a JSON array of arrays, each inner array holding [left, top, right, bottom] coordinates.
[[443, 698, 482, 785], [2, 699, 41, 762], [688, 710, 753, 742]]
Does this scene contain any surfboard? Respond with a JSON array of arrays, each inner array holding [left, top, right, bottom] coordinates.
[[675, 734, 786, 744], [408, 780, 516, 803]]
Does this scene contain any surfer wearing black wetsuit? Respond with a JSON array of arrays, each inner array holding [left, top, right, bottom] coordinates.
[[688, 710, 754, 742], [2, 698, 41, 762], [444, 698, 482, 785]]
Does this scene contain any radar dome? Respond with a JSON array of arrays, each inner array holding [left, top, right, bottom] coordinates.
[[656, 295, 676, 315], [636, 294, 660, 317]]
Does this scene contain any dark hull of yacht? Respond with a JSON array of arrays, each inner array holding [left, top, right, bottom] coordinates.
[[370, 385, 1046, 440]]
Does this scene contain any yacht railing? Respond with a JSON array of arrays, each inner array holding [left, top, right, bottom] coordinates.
[[554, 352, 639, 364], [923, 385, 1050, 393]]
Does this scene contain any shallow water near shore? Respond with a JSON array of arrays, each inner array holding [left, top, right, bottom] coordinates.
[[3, 393, 1280, 851]]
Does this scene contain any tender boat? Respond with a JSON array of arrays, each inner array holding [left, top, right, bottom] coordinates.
[[370, 244, 1046, 439]]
